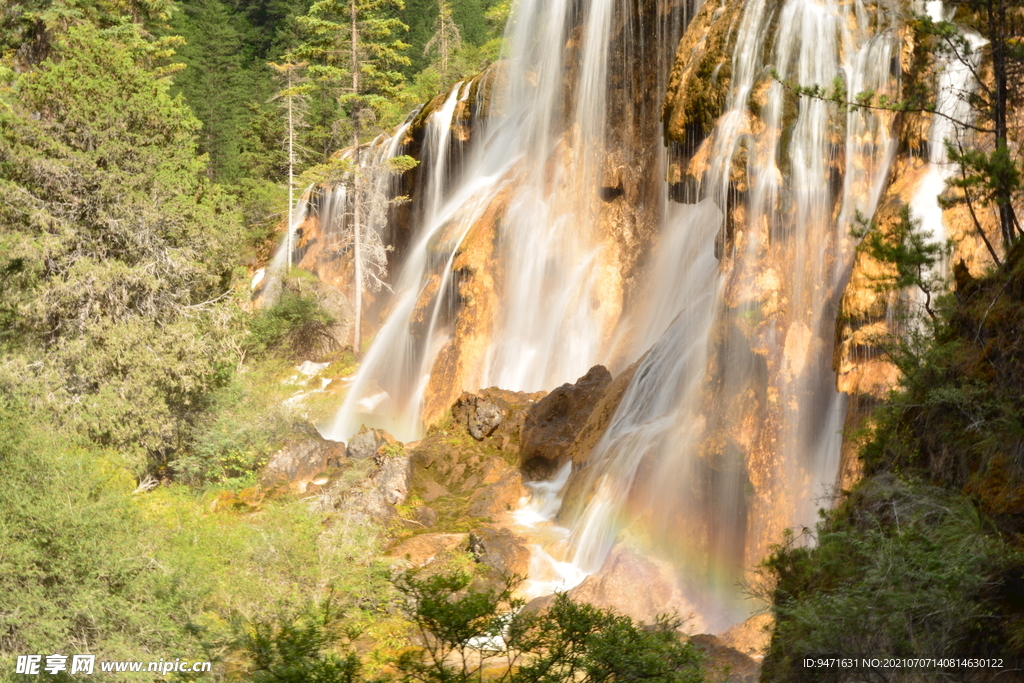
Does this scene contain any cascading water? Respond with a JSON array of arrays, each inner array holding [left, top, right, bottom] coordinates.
[[910, 1, 986, 253], [291, 0, 941, 634], [562, 0, 904, 630], [326, 0, 690, 442]]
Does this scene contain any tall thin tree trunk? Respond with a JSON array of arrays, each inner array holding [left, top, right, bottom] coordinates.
[[440, 0, 448, 77], [351, 0, 363, 356], [286, 67, 295, 270], [989, 0, 1019, 247]]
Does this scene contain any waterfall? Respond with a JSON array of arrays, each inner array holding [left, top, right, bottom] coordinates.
[[302, 0, 921, 633], [910, 1, 986, 252], [563, 0, 903, 630], [256, 186, 313, 306], [326, 0, 690, 442]]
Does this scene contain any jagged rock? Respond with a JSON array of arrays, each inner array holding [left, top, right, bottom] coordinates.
[[717, 613, 772, 661], [347, 426, 398, 460], [688, 634, 760, 682], [389, 533, 468, 567], [419, 475, 449, 503], [467, 469, 525, 518], [520, 365, 613, 480], [260, 425, 345, 490], [556, 358, 645, 522], [324, 454, 411, 522], [452, 393, 505, 440], [566, 545, 705, 632], [468, 527, 530, 578]]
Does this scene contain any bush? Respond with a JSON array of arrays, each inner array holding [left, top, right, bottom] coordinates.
[[235, 570, 705, 683], [393, 571, 704, 683], [249, 288, 339, 360], [761, 475, 1024, 680], [0, 393, 199, 670]]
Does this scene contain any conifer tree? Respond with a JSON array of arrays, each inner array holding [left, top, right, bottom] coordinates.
[[291, 0, 410, 353], [269, 61, 312, 267], [424, 0, 462, 81]]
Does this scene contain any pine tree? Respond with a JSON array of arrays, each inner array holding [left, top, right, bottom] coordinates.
[[423, 0, 462, 81], [169, 0, 254, 182], [291, 0, 409, 353], [269, 61, 312, 267]]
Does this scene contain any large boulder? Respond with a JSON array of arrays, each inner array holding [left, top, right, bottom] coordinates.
[[566, 544, 705, 632], [260, 424, 345, 492], [324, 452, 411, 523], [519, 365, 613, 480], [452, 393, 505, 440], [347, 425, 399, 460], [468, 527, 530, 578], [557, 358, 644, 522]]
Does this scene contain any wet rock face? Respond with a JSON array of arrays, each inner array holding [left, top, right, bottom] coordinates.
[[519, 365, 613, 480], [347, 426, 398, 460], [468, 526, 530, 578], [565, 544, 705, 632], [557, 358, 643, 523], [452, 394, 504, 440], [260, 425, 346, 491]]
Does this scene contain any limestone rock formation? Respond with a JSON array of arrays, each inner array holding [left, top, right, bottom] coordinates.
[[556, 359, 644, 523], [323, 451, 411, 523], [468, 526, 530, 578], [260, 425, 346, 492], [389, 532, 468, 568], [717, 613, 773, 661], [565, 544, 705, 633], [347, 425, 399, 460], [452, 393, 505, 440], [467, 469, 526, 518], [519, 365, 613, 480], [420, 184, 511, 427], [688, 634, 760, 683]]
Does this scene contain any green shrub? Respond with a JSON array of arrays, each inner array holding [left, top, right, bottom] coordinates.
[[249, 288, 339, 360], [0, 394, 203, 673], [761, 475, 1024, 680]]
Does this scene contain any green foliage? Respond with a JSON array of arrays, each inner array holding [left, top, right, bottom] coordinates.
[[760, 476, 1024, 679], [763, 246, 1024, 676], [0, 392, 197, 667], [169, 0, 258, 183], [394, 571, 705, 683], [0, 22, 246, 464], [775, 2, 1023, 252], [290, 0, 411, 147], [0, 0, 176, 65], [852, 206, 948, 318], [173, 366, 298, 486], [248, 285, 339, 359], [244, 603, 363, 683]]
